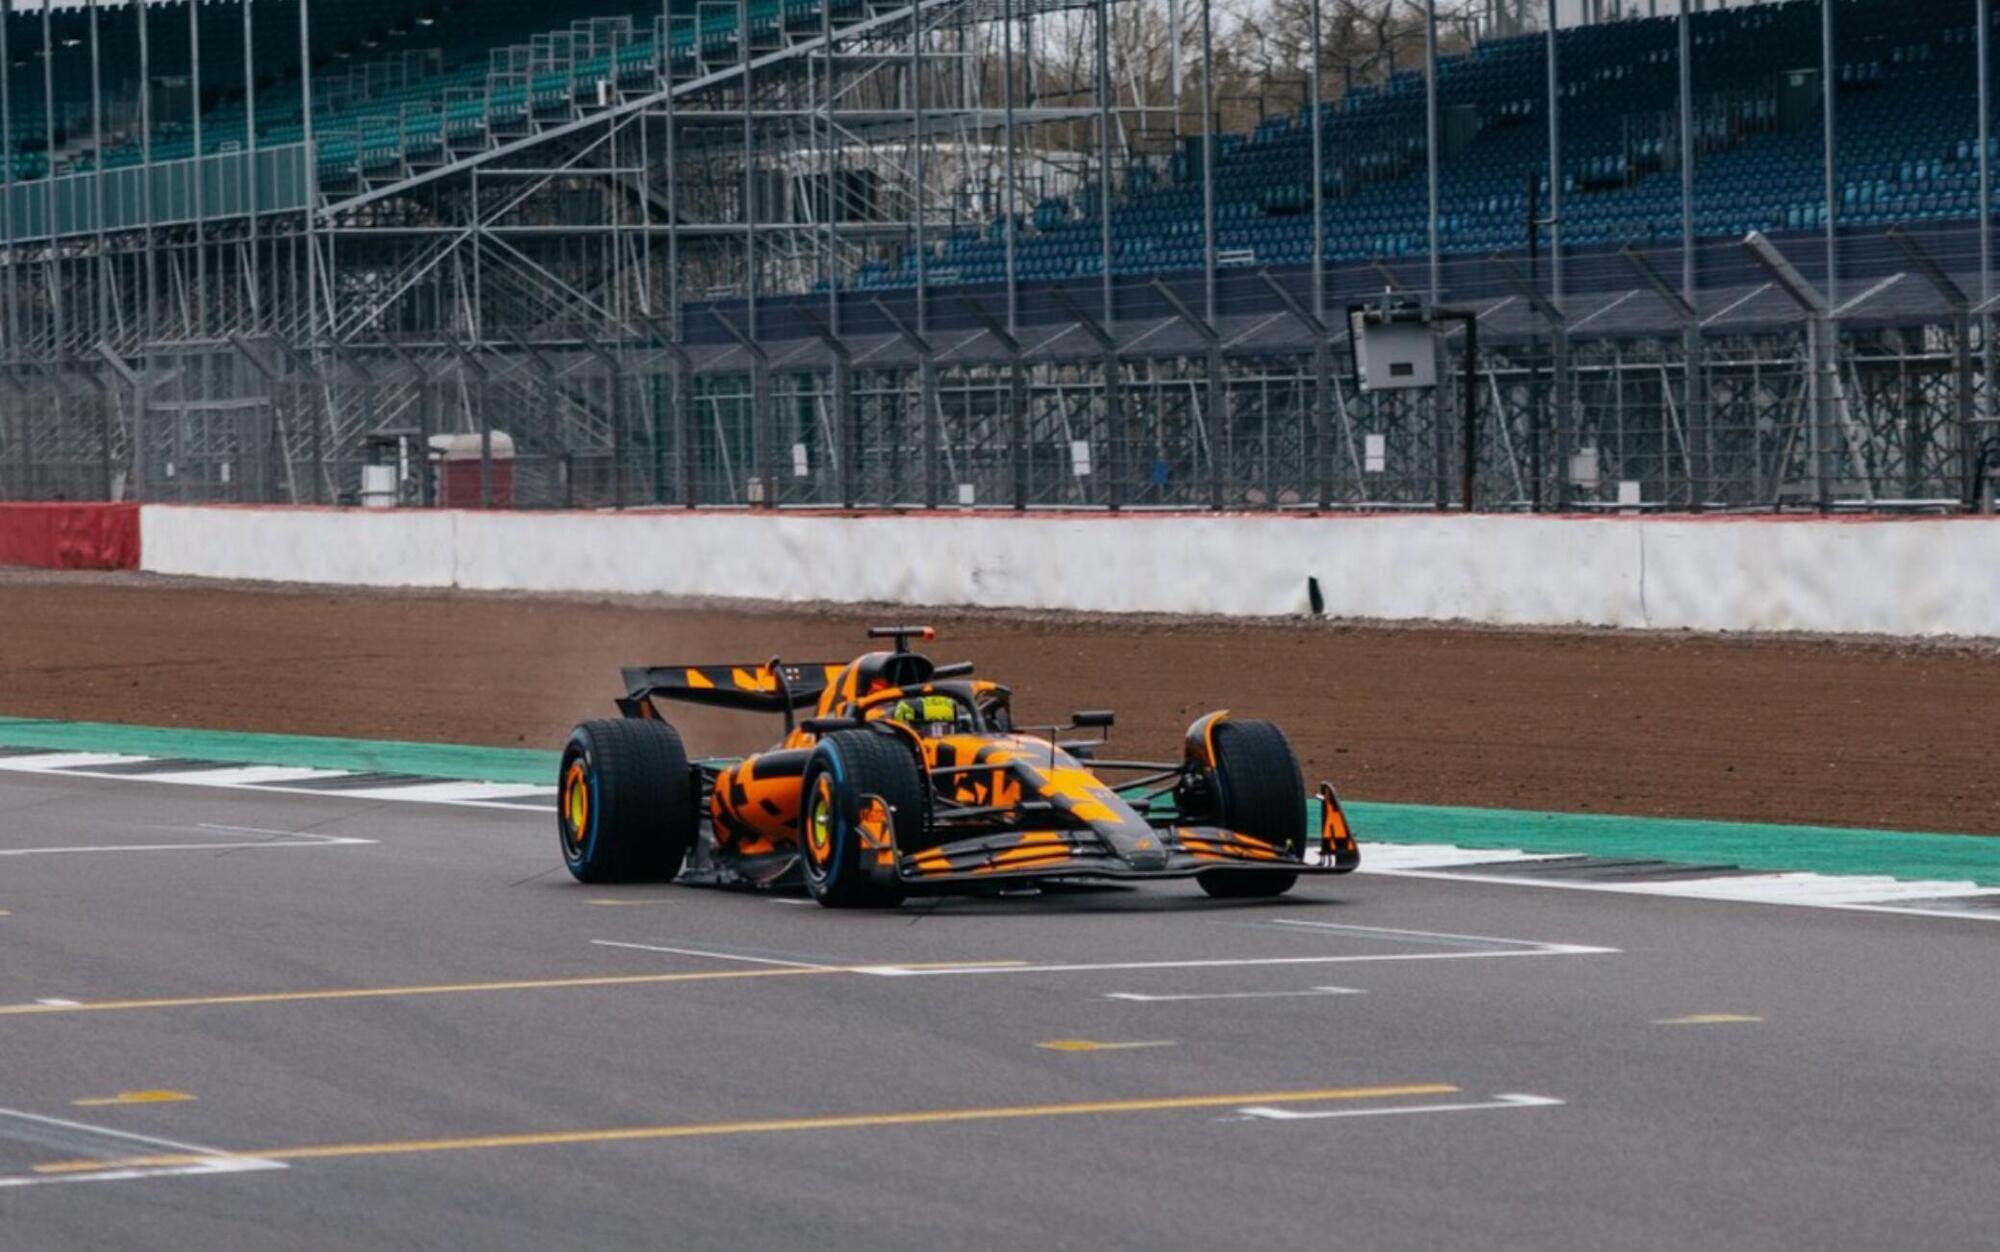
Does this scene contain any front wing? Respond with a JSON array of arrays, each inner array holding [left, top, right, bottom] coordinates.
[[896, 786, 1362, 885]]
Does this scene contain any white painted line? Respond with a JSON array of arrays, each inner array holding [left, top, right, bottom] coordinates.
[[330, 780, 556, 804], [1103, 986, 1365, 1003], [1609, 873, 1996, 905], [0, 1157, 285, 1189], [589, 940, 835, 971], [1235, 1092, 1564, 1122], [0, 753, 149, 771], [1358, 843, 1576, 872], [854, 948, 1615, 977], [0, 831, 374, 857], [137, 766, 355, 786], [34, 1000, 80, 1007], [0, 1107, 286, 1190], [1370, 862, 2000, 923], [1265, 918, 1606, 953], [0, 755, 555, 813]]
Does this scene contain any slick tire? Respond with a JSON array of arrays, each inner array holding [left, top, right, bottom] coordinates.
[[799, 729, 925, 909], [559, 718, 697, 884], [1196, 719, 1307, 900]]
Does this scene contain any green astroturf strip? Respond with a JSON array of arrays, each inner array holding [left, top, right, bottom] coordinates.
[[0, 718, 558, 785], [1343, 801, 2000, 888], [2, 716, 1996, 886]]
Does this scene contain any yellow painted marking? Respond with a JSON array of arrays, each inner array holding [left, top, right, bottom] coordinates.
[[0, 961, 1030, 1018], [1654, 1013, 1764, 1025], [35, 1083, 1458, 1174], [1036, 1039, 1178, 1054], [0, 910, 10, 917], [72, 1090, 195, 1108], [0, 967, 827, 1017]]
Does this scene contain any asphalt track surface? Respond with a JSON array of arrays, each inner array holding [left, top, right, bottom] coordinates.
[[3, 770, 1996, 1252]]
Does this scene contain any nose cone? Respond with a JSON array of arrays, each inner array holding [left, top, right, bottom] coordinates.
[[1017, 755, 1163, 868]]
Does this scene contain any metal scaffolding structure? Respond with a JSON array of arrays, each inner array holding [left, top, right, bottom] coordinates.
[[1, 0, 1997, 513]]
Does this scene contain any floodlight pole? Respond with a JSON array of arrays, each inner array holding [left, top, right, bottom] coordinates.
[[1308, 0, 1329, 505], [1820, 0, 1847, 512], [1981, 0, 1993, 439], [1425, 0, 1441, 303], [1095, 0, 1113, 326], [1545, 0, 1565, 508], [1678, 0, 1704, 507], [1002, 0, 1018, 333], [0, 0, 14, 380], [189, 0, 205, 337], [244, 0, 260, 329], [1201, 0, 1217, 325], [42, 1, 63, 357], [1309, 0, 1325, 322], [1821, 0, 1838, 311], [663, 0, 679, 344], [299, 0, 319, 359], [910, 1, 927, 336], [137, 0, 155, 350], [90, 0, 105, 345], [1112, 0, 1128, 508]]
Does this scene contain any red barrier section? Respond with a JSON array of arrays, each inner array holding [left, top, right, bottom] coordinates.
[[0, 503, 141, 570]]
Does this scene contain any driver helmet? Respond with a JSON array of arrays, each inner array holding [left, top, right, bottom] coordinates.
[[888, 694, 968, 739]]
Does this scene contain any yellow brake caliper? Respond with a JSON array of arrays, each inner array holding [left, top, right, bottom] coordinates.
[[809, 776, 833, 863], [564, 762, 589, 846]]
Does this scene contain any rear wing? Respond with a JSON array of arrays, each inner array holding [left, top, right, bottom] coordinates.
[[619, 663, 845, 716]]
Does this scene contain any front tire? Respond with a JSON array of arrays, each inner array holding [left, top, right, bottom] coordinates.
[[559, 718, 697, 884], [799, 730, 924, 908], [1194, 719, 1307, 900]]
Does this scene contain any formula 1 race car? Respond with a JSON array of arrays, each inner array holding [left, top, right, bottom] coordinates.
[[556, 626, 1359, 907]]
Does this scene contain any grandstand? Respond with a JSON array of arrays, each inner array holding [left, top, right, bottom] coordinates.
[[0, 0, 1995, 513]]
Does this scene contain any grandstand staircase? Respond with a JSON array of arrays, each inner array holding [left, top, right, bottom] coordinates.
[[317, 0, 940, 216], [291, 0, 966, 476]]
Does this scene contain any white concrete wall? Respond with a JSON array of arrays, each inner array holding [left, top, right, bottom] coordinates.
[[139, 505, 2000, 638], [143, 506, 459, 589]]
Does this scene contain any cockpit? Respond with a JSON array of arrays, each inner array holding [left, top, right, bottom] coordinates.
[[853, 683, 1013, 738]]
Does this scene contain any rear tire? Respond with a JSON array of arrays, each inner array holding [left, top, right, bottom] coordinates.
[[799, 730, 923, 909], [1195, 719, 1306, 900], [559, 718, 697, 884]]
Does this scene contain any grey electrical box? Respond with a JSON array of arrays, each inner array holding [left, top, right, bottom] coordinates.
[[1348, 297, 1439, 392]]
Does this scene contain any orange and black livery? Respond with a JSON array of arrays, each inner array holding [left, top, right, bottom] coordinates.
[[558, 625, 1360, 907]]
